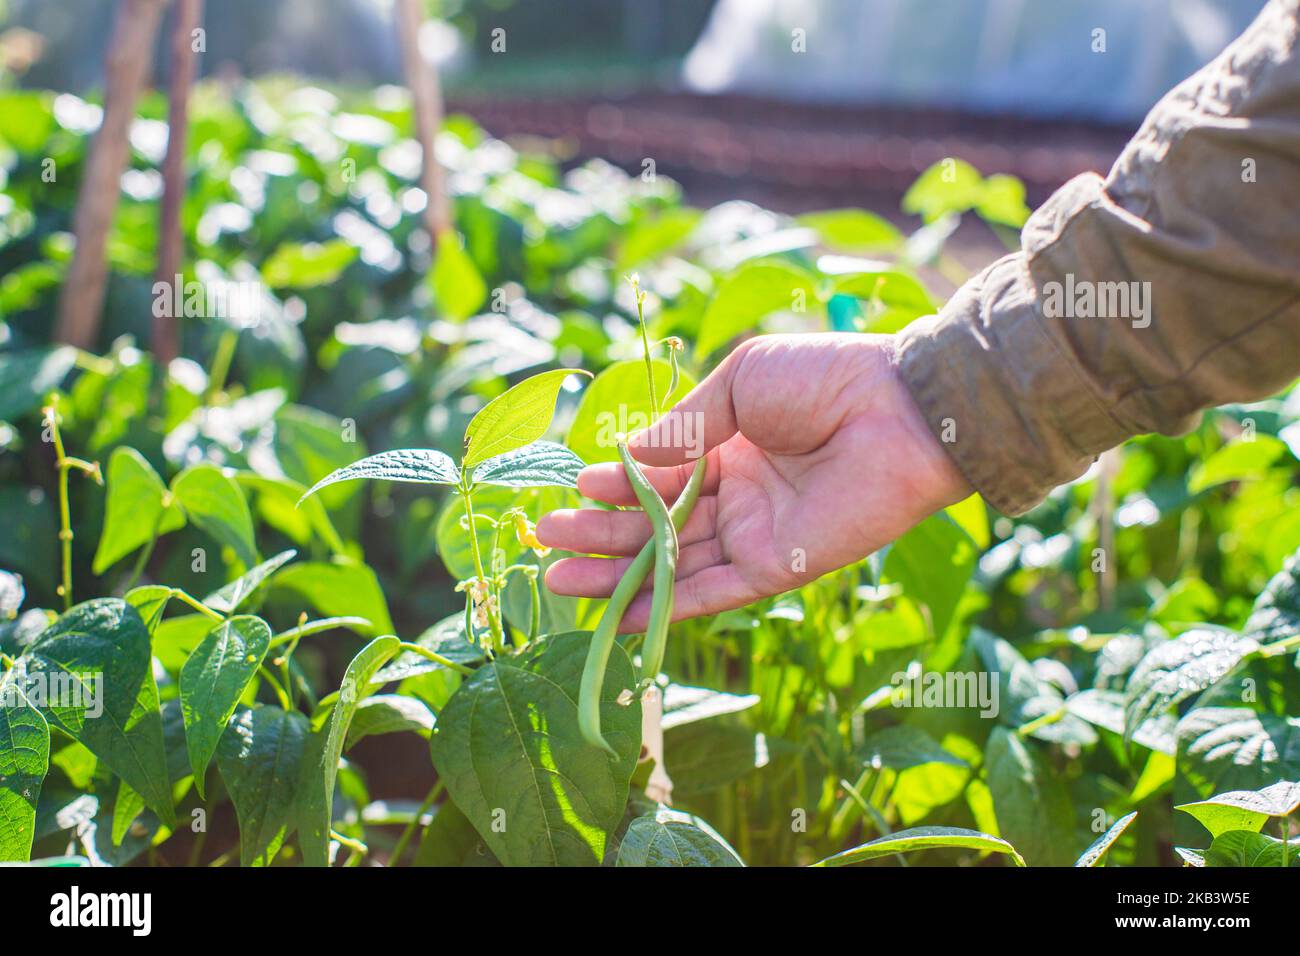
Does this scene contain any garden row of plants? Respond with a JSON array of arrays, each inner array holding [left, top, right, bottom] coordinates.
[[1, 79, 1298, 866]]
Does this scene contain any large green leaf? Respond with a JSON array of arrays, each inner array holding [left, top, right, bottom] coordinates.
[[203, 549, 296, 615], [565, 359, 696, 465], [462, 368, 589, 469], [298, 636, 401, 866], [616, 806, 744, 867], [92, 447, 186, 573], [695, 261, 820, 358], [1177, 708, 1300, 797], [814, 825, 1025, 867], [1188, 436, 1289, 494], [270, 561, 394, 636], [984, 727, 1074, 867], [859, 724, 967, 771], [1177, 781, 1300, 838], [1075, 811, 1137, 867], [884, 514, 976, 641], [297, 448, 460, 504], [431, 228, 487, 321], [797, 209, 903, 253], [1244, 546, 1300, 644], [344, 694, 435, 749], [0, 347, 75, 422], [1123, 629, 1260, 742], [901, 158, 985, 223], [171, 464, 260, 569], [429, 631, 642, 866], [371, 613, 483, 684], [470, 440, 584, 488], [22, 600, 173, 826], [217, 704, 309, 867], [1203, 830, 1298, 867], [262, 239, 357, 289], [179, 615, 272, 796], [0, 674, 49, 862]]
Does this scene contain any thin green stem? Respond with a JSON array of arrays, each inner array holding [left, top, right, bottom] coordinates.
[[389, 781, 444, 867], [397, 641, 474, 677], [258, 666, 292, 710], [170, 588, 225, 622], [206, 328, 239, 401]]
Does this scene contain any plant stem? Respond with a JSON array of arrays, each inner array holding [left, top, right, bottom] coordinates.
[[125, 504, 168, 591], [258, 666, 292, 710], [634, 291, 658, 415], [396, 641, 474, 677], [389, 781, 443, 867], [170, 588, 225, 622], [205, 327, 239, 401]]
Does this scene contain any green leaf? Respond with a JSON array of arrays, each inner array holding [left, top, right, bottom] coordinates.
[[236, 473, 346, 554], [171, 464, 260, 569], [0, 675, 49, 862], [797, 209, 903, 253], [814, 825, 1025, 867], [617, 208, 702, 271], [1189, 436, 1289, 494], [179, 615, 272, 797], [262, 239, 358, 289], [124, 585, 173, 634], [696, 261, 820, 358], [298, 636, 401, 866], [660, 684, 759, 730], [372, 613, 483, 684], [0, 90, 55, 154], [565, 359, 697, 466], [1244, 546, 1300, 644], [1178, 708, 1300, 797], [902, 158, 985, 223], [203, 549, 296, 615], [429, 631, 642, 866], [297, 449, 460, 504], [1123, 629, 1260, 742], [884, 514, 976, 640], [92, 448, 186, 573], [1177, 781, 1300, 838], [976, 174, 1032, 228], [616, 806, 744, 867], [431, 229, 488, 321], [462, 368, 589, 469], [1075, 811, 1137, 867], [1204, 830, 1298, 867], [345, 694, 435, 749], [271, 561, 394, 636], [217, 704, 310, 867], [470, 440, 584, 488], [22, 600, 174, 827], [859, 725, 967, 771], [984, 727, 1074, 867], [110, 778, 145, 847], [0, 347, 75, 422]]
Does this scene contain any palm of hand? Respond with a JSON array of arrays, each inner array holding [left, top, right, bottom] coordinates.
[[539, 334, 969, 631]]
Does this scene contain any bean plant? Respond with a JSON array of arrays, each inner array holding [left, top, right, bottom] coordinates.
[[1, 81, 1299, 867]]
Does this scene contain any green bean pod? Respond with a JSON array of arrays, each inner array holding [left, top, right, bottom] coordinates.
[[578, 453, 706, 755]]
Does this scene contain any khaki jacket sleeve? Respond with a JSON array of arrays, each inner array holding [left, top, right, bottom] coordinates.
[[896, 0, 1300, 515]]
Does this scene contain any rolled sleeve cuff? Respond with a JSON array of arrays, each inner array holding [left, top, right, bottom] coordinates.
[[895, 253, 1133, 515]]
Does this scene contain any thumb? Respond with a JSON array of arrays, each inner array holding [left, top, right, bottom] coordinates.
[[628, 340, 747, 467]]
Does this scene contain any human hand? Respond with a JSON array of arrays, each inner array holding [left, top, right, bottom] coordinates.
[[538, 333, 972, 631]]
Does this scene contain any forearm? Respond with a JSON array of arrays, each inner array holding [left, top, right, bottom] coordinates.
[[897, 0, 1300, 515]]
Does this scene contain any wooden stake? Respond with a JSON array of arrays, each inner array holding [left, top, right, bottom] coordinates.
[[55, 0, 169, 351], [394, 0, 451, 251], [154, 0, 204, 370]]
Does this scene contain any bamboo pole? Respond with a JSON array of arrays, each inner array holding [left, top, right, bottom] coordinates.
[[153, 0, 204, 370], [55, 0, 170, 351], [393, 0, 451, 252]]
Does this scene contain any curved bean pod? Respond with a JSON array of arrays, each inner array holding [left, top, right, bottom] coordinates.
[[578, 453, 706, 755]]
